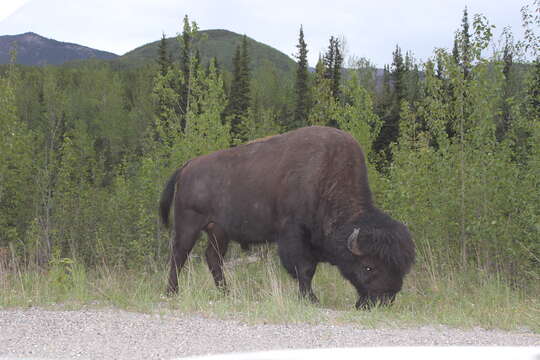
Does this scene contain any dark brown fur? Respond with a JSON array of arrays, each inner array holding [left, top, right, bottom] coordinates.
[[160, 126, 415, 308]]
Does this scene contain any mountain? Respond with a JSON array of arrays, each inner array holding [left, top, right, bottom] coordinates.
[[0, 30, 388, 89], [0, 32, 118, 66], [116, 29, 296, 74]]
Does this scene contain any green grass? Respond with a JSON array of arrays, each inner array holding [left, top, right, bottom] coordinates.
[[1, 246, 538, 333]]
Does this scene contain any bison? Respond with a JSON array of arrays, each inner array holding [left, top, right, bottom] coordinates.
[[160, 126, 415, 309]]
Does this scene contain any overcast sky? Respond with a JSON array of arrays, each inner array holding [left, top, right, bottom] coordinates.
[[0, 0, 533, 67]]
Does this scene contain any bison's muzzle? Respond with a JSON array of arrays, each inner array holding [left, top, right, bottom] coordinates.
[[355, 293, 397, 310]]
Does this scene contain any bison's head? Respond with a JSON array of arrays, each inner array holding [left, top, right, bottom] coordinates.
[[338, 210, 415, 310]]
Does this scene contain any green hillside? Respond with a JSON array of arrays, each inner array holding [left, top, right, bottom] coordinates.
[[0, 32, 118, 66], [116, 29, 296, 74]]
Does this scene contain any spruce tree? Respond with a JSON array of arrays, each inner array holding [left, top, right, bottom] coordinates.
[[374, 64, 392, 139], [293, 25, 310, 129], [460, 7, 471, 79], [452, 36, 460, 65], [373, 45, 406, 167], [226, 35, 251, 143], [322, 36, 343, 100], [179, 15, 193, 131], [404, 51, 421, 104], [152, 65, 181, 148], [239, 35, 251, 115], [154, 32, 177, 144], [332, 38, 343, 100], [445, 8, 472, 141], [153, 16, 199, 140], [449, 8, 472, 81], [323, 37, 335, 80], [194, 49, 202, 74], [392, 45, 405, 101], [226, 45, 242, 137], [382, 64, 391, 99], [157, 32, 171, 77]]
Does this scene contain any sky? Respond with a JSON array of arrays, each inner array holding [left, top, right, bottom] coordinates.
[[0, 0, 533, 67]]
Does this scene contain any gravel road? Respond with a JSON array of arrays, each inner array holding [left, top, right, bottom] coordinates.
[[0, 308, 538, 359]]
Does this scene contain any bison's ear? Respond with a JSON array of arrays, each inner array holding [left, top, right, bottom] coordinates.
[[347, 228, 363, 256]]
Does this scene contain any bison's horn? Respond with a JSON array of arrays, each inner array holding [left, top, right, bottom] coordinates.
[[347, 228, 363, 256]]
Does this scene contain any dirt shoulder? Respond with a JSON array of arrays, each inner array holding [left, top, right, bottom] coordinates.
[[0, 308, 538, 359]]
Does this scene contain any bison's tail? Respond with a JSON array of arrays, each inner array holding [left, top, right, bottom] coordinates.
[[160, 163, 188, 228], [159, 169, 178, 228]]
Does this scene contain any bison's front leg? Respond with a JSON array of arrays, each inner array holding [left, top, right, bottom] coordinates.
[[277, 226, 319, 303], [298, 268, 319, 303]]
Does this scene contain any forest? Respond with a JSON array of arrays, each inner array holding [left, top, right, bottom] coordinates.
[[0, 5, 538, 305]]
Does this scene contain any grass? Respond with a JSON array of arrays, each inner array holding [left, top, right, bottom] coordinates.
[[1, 245, 538, 333]]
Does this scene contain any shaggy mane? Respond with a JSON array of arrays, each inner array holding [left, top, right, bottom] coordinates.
[[355, 210, 415, 275], [369, 224, 415, 275]]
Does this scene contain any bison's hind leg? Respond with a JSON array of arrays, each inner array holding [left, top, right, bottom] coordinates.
[[205, 222, 230, 291], [167, 210, 207, 295]]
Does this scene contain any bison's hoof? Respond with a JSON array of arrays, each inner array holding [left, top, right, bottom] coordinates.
[[165, 286, 179, 297]]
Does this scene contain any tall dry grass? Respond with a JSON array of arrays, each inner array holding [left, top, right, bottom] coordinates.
[[1, 243, 538, 332]]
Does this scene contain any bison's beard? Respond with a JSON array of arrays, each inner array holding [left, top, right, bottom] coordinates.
[[355, 293, 396, 310]]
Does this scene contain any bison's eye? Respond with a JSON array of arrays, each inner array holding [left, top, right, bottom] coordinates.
[[364, 266, 373, 272]]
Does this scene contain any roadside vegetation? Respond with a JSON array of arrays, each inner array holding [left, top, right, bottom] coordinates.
[[1, 5, 539, 332], [1, 245, 538, 332]]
